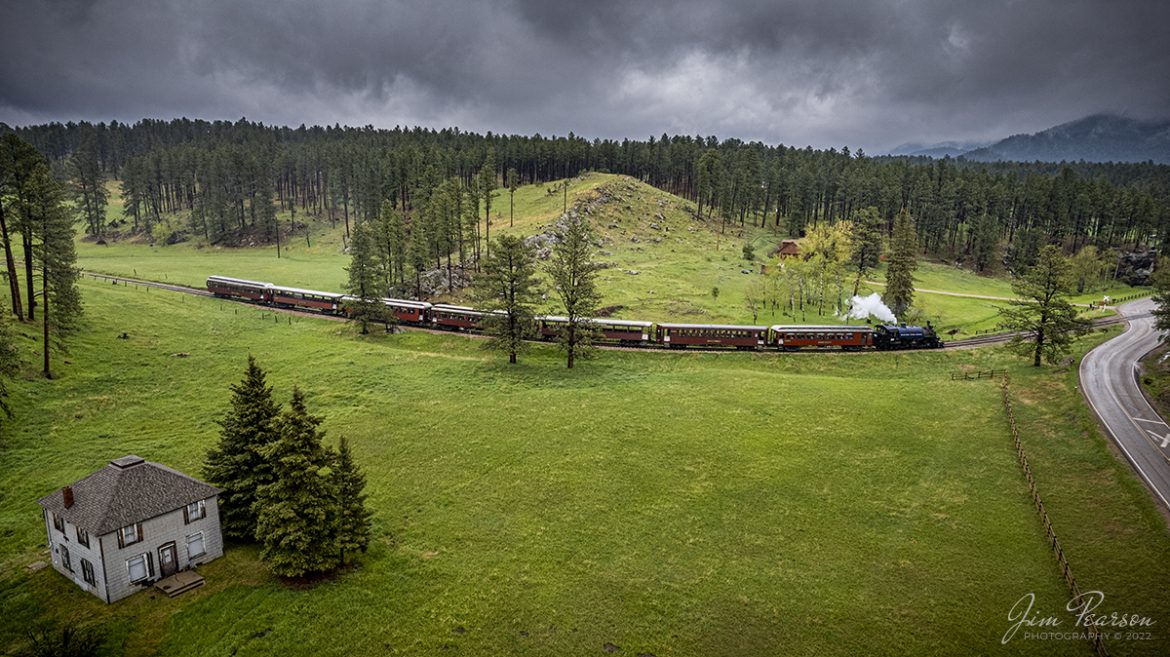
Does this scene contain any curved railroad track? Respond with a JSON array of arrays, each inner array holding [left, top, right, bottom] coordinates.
[[83, 271, 1133, 354]]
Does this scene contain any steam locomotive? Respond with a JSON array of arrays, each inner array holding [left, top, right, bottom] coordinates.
[[207, 275, 944, 351]]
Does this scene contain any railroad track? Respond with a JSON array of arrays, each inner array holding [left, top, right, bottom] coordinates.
[[83, 271, 1134, 355]]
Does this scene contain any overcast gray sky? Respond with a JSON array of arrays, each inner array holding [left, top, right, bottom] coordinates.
[[1, 0, 1167, 152]]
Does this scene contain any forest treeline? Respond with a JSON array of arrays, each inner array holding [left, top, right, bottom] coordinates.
[[5, 118, 1169, 272]]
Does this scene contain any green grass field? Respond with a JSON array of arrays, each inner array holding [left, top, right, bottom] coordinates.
[[1, 280, 1167, 656], [77, 174, 1137, 339]]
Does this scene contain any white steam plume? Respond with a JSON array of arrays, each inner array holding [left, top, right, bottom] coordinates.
[[846, 293, 897, 323]]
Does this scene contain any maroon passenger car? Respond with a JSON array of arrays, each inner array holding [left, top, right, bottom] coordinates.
[[206, 275, 272, 302], [536, 316, 653, 344], [654, 323, 769, 349], [269, 286, 345, 313], [771, 325, 874, 350]]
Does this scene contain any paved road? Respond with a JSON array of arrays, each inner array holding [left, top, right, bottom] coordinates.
[[1080, 297, 1170, 510]]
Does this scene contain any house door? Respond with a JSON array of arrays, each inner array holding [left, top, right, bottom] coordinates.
[[159, 542, 178, 577]]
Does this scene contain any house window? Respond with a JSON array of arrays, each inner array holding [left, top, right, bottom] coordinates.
[[127, 554, 149, 582], [187, 532, 206, 559], [76, 527, 90, 548], [59, 546, 72, 572], [52, 513, 65, 534], [119, 523, 141, 547], [81, 559, 95, 585], [185, 500, 206, 523]]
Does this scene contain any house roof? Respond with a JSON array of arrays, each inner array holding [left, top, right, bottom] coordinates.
[[37, 456, 220, 535]]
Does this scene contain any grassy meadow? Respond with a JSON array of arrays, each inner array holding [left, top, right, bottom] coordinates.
[[77, 174, 1134, 339], [0, 280, 1167, 656]]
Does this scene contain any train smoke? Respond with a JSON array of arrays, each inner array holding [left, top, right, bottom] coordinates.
[[846, 293, 897, 323]]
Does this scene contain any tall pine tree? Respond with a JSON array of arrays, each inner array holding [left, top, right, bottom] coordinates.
[[344, 219, 389, 334], [67, 139, 109, 239], [473, 234, 540, 363], [27, 164, 82, 378], [332, 436, 373, 564], [255, 387, 340, 578], [999, 245, 1089, 366], [547, 215, 602, 368], [203, 356, 281, 540], [885, 208, 918, 317]]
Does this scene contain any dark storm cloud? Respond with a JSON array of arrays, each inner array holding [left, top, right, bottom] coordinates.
[[1, 0, 1167, 151]]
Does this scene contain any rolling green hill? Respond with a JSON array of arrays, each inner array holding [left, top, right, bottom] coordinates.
[[1, 279, 1167, 656], [76, 173, 1133, 338]]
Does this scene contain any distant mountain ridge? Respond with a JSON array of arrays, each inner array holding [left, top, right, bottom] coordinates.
[[886, 114, 1170, 164], [888, 140, 992, 158], [962, 114, 1170, 164]]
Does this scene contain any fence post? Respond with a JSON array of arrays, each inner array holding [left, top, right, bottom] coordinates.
[[1001, 376, 1109, 657]]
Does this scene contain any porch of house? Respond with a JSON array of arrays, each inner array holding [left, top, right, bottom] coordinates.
[[153, 570, 205, 598]]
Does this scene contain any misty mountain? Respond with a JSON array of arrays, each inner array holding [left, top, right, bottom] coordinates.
[[887, 140, 992, 158], [961, 114, 1170, 164]]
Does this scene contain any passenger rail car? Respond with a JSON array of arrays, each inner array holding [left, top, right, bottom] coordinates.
[[536, 316, 653, 344], [270, 286, 344, 313], [204, 275, 944, 352], [772, 325, 874, 351], [207, 275, 271, 302], [656, 323, 770, 349]]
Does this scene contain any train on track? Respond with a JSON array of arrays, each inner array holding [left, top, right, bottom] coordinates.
[[207, 275, 944, 351]]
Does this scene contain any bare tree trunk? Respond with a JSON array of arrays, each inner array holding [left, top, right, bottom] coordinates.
[[0, 201, 23, 319], [42, 263, 51, 378]]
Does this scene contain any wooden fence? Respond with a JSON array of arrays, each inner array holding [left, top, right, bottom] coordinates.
[[951, 369, 1006, 381], [1001, 376, 1109, 657]]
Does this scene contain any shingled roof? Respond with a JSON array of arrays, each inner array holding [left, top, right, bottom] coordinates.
[[37, 456, 220, 535]]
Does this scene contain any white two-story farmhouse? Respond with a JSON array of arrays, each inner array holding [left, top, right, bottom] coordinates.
[[36, 455, 223, 603]]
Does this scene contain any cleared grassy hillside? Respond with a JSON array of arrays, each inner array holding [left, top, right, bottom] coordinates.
[[77, 174, 1134, 337], [0, 281, 1167, 656]]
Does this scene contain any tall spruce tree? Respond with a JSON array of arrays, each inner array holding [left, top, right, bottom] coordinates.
[[344, 220, 389, 334], [885, 208, 918, 317], [473, 234, 540, 363], [0, 133, 38, 319], [849, 207, 884, 296], [506, 167, 519, 227], [547, 215, 602, 368], [67, 141, 109, 239], [332, 436, 373, 564], [255, 388, 341, 577], [27, 164, 82, 378], [998, 245, 1089, 366], [203, 356, 281, 540], [479, 153, 497, 260]]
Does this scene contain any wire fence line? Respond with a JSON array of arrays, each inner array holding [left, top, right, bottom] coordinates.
[[1000, 375, 1109, 657]]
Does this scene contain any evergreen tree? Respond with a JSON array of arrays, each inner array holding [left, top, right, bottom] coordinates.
[[547, 215, 602, 368], [255, 387, 341, 578], [885, 209, 918, 317], [1150, 258, 1170, 336], [849, 207, 883, 296], [506, 167, 519, 227], [203, 356, 281, 540], [970, 213, 1000, 273], [67, 140, 109, 239], [0, 133, 39, 320], [998, 245, 1089, 366], [473, 234, 540, 363], [479, 152, 497, 260], [26, 164, 82, 378], [344, 220, 389, 334], [332, 436, 372, 563]]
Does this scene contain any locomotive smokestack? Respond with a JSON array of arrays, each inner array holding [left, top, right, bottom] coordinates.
[[62, 486, 74, 509]]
